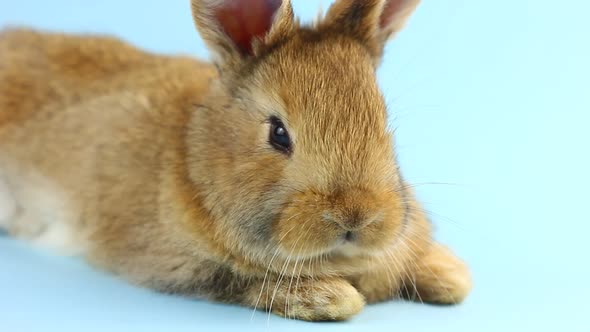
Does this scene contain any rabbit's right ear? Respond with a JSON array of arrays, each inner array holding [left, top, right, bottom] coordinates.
[[191, 0, 295, 72], [322, 0, 420, 65]]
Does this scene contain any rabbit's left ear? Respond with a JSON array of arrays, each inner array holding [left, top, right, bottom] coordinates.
[[191, 0, 296, 72], [322, 0, 420, 63]]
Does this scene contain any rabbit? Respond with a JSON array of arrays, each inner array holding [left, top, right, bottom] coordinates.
[[0, 0, 472, 321]]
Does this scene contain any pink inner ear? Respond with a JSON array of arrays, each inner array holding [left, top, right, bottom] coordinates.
[[214, 0, 282, 55], [380, 0, 403, 29]]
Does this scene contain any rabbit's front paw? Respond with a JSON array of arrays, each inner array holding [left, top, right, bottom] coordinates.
[[249, 277, 365, 321], [405, 243, 472, 304]]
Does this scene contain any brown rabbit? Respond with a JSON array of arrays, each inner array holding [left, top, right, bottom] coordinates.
[[0, 0, 471, 321]]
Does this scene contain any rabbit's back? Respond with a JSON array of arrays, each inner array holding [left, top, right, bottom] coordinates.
[[0, 29, 215, 126]]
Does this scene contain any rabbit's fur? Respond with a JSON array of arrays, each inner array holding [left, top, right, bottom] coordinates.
[[0, 0, 471, 321]]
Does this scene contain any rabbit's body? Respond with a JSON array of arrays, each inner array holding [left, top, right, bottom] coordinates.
[[0, 0, 472, 321], [0, 30, 231, 290]]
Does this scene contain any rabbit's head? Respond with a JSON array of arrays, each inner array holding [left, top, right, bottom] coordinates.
[[187, 0, 421, 272]]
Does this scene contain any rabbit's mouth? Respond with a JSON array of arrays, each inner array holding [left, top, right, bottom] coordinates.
[[270, 185, 408, 261], [326, 217, 408, 259], [272, 212, 407, 263], [272, 218, 403, 259], [330, 238, 364, 257], [258, 201, 414, 279]]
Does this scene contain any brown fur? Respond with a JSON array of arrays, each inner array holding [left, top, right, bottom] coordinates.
[[0, 0, 471, 321]]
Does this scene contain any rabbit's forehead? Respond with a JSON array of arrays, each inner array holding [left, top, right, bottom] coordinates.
[[256, 37, 390, 146]]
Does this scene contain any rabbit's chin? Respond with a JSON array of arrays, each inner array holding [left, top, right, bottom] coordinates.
[[324, 242, 367, 259]]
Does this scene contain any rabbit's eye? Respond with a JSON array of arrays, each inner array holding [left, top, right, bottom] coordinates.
[[269, 116, 291, 154]]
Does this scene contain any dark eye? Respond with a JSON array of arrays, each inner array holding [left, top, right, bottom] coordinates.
[[269, 117, 291, 154]]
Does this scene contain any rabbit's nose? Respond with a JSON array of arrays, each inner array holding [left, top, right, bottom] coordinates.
[[334, 208, 382, 232], [344, 231, 357, 242], [341, 209, 364, 230]]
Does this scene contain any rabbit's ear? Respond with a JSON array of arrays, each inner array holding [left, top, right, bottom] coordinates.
[[191, 0, 295, 70], [322, 0, 420, 63]]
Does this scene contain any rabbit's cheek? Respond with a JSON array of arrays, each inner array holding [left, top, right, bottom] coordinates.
[[273, 213, 343, 258], [355, 213, 404, 252]]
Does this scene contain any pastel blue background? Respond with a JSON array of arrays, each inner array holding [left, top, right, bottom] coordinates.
[[1, 0, 588, 331]]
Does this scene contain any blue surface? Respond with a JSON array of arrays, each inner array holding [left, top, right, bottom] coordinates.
[[1, 1, 589, 331]]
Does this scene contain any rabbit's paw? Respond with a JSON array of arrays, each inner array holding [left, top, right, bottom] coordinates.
[[249, 277, 365, 321], [405, 243, 472, 304]]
